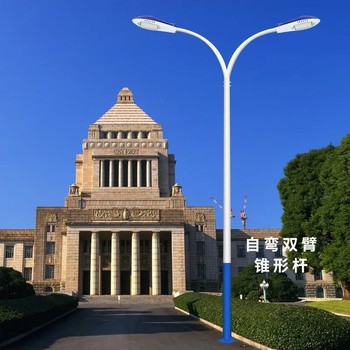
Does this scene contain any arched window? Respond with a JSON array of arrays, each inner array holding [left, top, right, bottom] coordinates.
[[316, 286, 324, 298], [336, 287, 343, 298], [45, 286, 53, 293]]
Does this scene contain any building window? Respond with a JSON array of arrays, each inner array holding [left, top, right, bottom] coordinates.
[[195, 224, 204, 232], [275, 245, 283, 257], [24, 245, 33, 258], [102, 160, 110, 187], [102, 240, 111, 253], [23, 268, 32, 281], [45, 265, 55, 279], [237, 245, 246, 258], [101, 131, 108, 139], [46, 242, 56, 255], [126, 240, 130, 253], [160, 240, 168, 253], [131, 160, 137, 186], [197, 264, 206, 280], [314, 269, 323, 281], [120, 240, 131, 254], [83, 240, 91, 253], [46, 224, 56, 233], [295, 272, 304, 281], [316, 286, 324, 298], [5, 245, 14, 258], [122, 160, 128, 186], [45, 286, 53, 293], [140, 240, 150, 254], [196, 242, 205, 256], [256, 245, 265, 258], [336, 287, 343, 298]]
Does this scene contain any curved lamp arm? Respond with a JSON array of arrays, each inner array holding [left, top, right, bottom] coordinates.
[[175, 27, 227, 77], [227, 27, 277, 75]]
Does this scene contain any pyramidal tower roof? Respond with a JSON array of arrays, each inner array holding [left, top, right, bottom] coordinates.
[[94, 87, 158, 125]]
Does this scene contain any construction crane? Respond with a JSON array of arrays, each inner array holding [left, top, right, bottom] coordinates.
[[240, 195, 248, 229], [209, 196, 235, 218]]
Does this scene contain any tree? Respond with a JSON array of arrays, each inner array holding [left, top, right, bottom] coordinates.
[[277, 145, 335, 268], [0, 267, 35, 299], [267, 272, 298, 302], [278, 134, 350, 299], [232, 264, 299, 302], [232, 264, 264, 300], [317, 134, 350, 299]]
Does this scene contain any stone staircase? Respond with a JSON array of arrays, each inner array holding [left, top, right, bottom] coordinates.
[[79, 294, 174, 305]]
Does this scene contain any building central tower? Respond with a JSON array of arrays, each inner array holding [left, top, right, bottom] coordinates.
[[1, 88, 219, 296]]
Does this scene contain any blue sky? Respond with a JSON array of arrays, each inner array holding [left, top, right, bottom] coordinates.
[[0, 1, 348, 230]]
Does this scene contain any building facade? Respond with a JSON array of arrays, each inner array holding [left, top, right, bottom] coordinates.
[[0, 88, 219, 295], [0, 88, 341, 298]]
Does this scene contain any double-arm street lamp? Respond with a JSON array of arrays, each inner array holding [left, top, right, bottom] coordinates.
[[132, 15, 320, 343]]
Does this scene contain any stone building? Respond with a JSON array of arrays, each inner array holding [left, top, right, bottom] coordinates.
[[0, 87, 219, 295], [0, 88, 341, 298]]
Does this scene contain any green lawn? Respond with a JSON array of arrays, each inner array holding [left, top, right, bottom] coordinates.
[[307, 300, 350, 315]]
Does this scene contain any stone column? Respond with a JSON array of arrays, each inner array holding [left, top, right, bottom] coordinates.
[[100, 161, 105, 187], [109, 160, 114, 187], [171, 228, 186, 293], [118, 160, 123, 187], [146, 160, 151, 187], [90, 232, 100, 295], [111, 232, 120, 295], [66, 228, 80, 294], [131, 232, 140, 295], [152, 232, 161, 295], [137, 160, 141, 187]]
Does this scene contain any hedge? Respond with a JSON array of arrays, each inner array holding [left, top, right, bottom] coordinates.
[[174, 292, 350, 350], [0, 293, 78, 343]]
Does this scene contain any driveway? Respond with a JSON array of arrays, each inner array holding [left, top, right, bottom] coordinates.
[[4, 302, 257, 350]]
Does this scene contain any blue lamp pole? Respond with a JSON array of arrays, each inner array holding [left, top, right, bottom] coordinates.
[[132, 15, 320, 343]]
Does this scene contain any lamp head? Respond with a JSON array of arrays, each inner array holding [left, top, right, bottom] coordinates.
[[276, 16, 320, 33], [132, 16, 177, 33]]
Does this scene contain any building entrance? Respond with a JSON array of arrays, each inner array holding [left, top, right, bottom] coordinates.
[[161, 270, 169, 295], [140, 270, 150, 295], [83, 270, 90, 295], [121, 271, 131, 295], [101, 271, 111, 295]]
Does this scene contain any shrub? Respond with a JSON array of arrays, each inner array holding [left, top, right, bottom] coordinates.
[[0, 294, 78, 342], [0, 267, 35, 300], [174, 292, 350, 350]]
